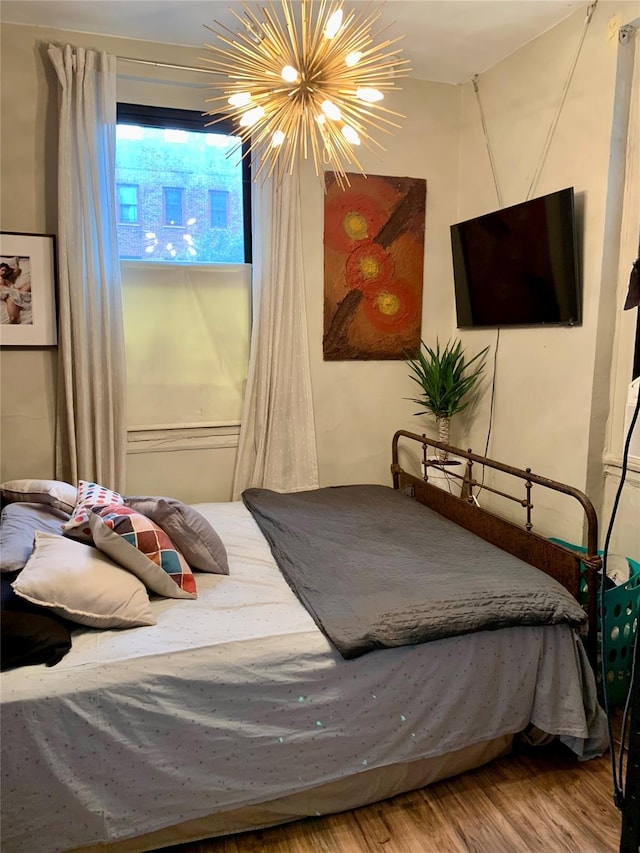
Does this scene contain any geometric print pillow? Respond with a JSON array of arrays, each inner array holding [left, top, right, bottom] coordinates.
[[62, 480, 125, 541], [124, 495, 229, 574], [89, 505, 197, 599]]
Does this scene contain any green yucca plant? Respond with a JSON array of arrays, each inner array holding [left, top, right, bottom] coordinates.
[[406, 339, 489, 420]]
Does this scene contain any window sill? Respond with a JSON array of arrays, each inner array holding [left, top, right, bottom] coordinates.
[[127, 423, 240, 454]]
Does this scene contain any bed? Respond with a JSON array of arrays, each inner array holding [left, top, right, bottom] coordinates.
[[0, 431, 608, 853]]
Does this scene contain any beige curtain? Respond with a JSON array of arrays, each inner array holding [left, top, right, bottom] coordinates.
[[48, 45, 127, 491], [232, 166, 319, 498]]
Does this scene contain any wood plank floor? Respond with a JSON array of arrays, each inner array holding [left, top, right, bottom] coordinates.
[[162, 732, 626, 853]]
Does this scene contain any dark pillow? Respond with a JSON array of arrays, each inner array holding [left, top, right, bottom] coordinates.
[[1, 501, 69, 573], [1, 611, 72, 671], [1, 572, 73, 670]]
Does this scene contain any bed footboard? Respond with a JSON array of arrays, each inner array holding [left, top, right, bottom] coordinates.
[[391, 430, 601, 665]]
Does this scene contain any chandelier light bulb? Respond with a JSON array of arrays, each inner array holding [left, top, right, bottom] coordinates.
[[228, 92, 252, 107], [345, 51, 362, 67], [356, 87, 384, 103], [281, 65, 300, 84], [203, 0, 410, 188], [341, 125, 360, 145], [239, 105, 266, 127], [321, 100, 341, 121], [324, 9, 343, 39]]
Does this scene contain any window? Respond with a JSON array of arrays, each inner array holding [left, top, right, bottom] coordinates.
[[115, 104, 252, 431], [115, 103, 251, 264], [117, 184, 138, 223], [163, 187, 184, 226], [209, 190, 229, 228], [120, 261, 251, 429]]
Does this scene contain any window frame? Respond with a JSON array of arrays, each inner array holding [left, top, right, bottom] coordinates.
[[116, 102, 253, 439], [209, 189, 229, 228], [162, 186, 185, 227], [117, 183, 139, 224]]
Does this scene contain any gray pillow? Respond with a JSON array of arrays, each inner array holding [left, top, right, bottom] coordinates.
[[0, 479, 77, 514], [0, 502, 69, 573], [124, 496, 229, 575]]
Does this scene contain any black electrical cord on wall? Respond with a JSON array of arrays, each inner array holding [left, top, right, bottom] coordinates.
[[483, 329, 500, 459]]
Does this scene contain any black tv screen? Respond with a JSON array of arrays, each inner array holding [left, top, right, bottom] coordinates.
[[451, 187, 581, 328]]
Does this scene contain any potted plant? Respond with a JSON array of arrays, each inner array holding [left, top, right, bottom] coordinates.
[[406, 339, 489, 460]]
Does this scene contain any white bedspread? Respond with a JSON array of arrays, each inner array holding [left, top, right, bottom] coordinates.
[[0, 501, 607, 853]]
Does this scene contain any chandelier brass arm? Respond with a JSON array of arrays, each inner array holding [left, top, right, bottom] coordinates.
[[201, 0, 410, 189]]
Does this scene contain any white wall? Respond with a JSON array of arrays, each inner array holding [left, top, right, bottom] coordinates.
[[0, 29, 58, 481], [301, 75, 461, 487], [453, 2, 640, 549], [456, 4, 616, 481], [1, 7, 638, 554], [601, 11, 640, 564]]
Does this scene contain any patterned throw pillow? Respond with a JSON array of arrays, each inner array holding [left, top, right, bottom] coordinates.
[[62, 480, 125, 541], [125, 496, 229, 574], [89, 505, 197, 599]]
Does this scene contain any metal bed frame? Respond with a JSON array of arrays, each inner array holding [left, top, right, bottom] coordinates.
[[391, 430, 601, 665]]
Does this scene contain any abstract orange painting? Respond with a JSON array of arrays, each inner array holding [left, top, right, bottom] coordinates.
[[323, 172, 426, 360]]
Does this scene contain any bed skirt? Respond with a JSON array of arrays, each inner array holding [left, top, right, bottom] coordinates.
[[70, 734, 513, 853]]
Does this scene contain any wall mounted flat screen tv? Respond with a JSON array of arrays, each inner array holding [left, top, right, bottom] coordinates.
[[451, 187, 581, 328]]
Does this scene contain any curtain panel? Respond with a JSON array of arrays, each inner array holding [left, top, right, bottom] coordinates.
[[48, 45, 127, 491], [232, 166, 319, 498]]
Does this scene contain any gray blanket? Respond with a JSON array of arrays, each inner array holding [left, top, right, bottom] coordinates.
[[242, 484, 587, 659]]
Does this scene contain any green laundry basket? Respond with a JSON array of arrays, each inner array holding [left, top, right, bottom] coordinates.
[[550, 538, 640, 706]]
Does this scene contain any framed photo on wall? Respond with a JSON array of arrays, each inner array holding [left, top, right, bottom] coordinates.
[[0, 232, 57, 346]]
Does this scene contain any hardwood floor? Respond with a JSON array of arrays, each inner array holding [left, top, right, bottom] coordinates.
[[163, 733, 626, 853]]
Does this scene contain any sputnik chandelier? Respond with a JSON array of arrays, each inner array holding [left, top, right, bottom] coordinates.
[[202, 0, 410, 188]]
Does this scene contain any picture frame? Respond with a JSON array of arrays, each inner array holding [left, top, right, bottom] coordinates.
[[0, 232, 57, 346]]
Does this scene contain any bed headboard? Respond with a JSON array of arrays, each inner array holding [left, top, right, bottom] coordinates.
[[391, 430, 601, 665]]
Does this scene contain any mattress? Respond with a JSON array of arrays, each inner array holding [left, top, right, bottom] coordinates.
[[0, 501, 608, 853]]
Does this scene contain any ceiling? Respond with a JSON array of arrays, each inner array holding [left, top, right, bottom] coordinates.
[[0, 0, 592, 84]]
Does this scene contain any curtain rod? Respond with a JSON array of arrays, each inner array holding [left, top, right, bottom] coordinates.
[[117, 55, 216, 75]]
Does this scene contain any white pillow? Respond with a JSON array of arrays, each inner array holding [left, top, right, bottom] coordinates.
[[0, 479, 77, 514], [12, 531, 156, 629]]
